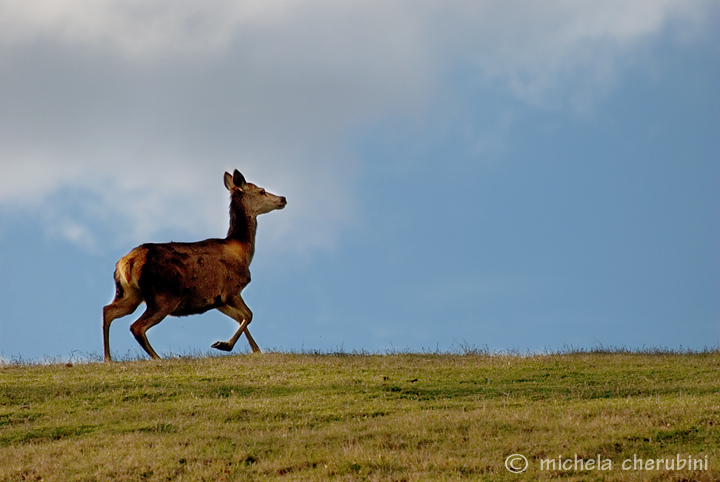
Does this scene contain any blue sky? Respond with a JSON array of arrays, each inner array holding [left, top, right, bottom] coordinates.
[[1, 1, 718, 360]]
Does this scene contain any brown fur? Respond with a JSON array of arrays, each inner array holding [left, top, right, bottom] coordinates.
[[102, 170, 286, 361]]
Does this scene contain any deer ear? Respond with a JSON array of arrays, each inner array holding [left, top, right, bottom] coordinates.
[[224, 172, 234, 191], [233, 170, 247, 189]]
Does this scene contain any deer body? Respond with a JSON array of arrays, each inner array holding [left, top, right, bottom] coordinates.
[[102, 170, 286, 361]]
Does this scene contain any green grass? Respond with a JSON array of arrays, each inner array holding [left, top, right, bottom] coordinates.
[[1, 351, 719, 481]]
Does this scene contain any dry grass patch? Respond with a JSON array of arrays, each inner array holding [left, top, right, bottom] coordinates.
[[1, 351, 718, 481]]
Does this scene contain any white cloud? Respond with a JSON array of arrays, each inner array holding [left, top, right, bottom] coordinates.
[[430, 0, 714, 109], [0, 0, 285, 58], [0, 0, 714, 252]]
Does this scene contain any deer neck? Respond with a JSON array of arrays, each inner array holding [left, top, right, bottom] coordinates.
[[227, 194, 258, 250]]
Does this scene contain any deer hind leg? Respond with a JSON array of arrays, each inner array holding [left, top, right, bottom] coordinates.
[[103, 287, 142, 362], [129, 299, 175, 360], [213, 296, 259, 353]]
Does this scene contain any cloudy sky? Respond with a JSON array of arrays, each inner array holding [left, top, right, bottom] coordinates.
[[1, 1, 718, 360]]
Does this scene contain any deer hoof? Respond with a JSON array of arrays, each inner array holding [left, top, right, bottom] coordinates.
[[211, 341, 232, 351]]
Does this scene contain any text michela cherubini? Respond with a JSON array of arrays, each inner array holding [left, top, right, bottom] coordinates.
[[540, 454, 709, 472]]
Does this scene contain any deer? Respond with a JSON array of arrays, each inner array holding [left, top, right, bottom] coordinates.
[[102, 170, 286, 362]]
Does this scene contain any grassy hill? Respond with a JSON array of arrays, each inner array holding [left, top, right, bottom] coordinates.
[[1, 351, 718, 481]]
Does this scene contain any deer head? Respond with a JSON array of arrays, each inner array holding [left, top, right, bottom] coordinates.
[[224, 169, 286, 216]]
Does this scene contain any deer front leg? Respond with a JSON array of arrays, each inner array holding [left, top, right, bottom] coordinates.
[[214, 297, 259, 353], [242, 327, 261, 353]]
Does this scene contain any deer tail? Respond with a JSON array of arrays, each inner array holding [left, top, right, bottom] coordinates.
[[113, 246, 147, 300]]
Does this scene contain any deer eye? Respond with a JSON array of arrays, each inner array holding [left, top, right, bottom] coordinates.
[[260, 190, 266, 195]]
